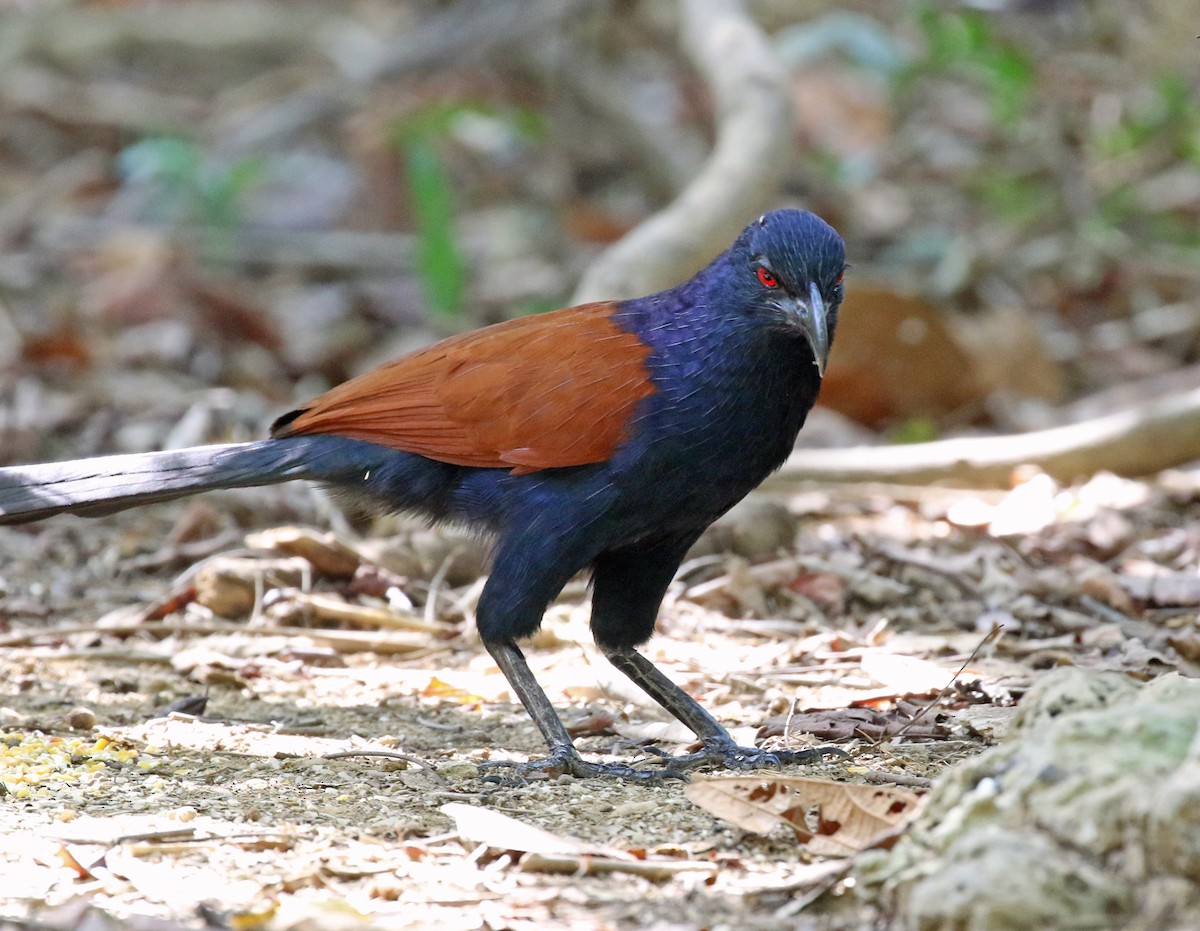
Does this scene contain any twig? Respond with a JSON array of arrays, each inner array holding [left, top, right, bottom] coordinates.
[[321, 749, 446, 784], [285, 591, 454, 634], [1078, 595, 1163, 645], [3, 65, 209, 134], [1, 1, 320, 62], [125, 529, 245, 573], [862, 770, 933, 790], [872, 543, 980, 597], [886, 625, 1004, 745], [514, 47, 693, 202]]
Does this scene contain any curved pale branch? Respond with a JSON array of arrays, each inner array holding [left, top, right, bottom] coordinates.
[[773, 387, 1200, 488], [572, 0, 793, 303]]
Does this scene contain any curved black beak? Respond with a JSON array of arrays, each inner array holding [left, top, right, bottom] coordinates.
[[792, 280, 829, 377]]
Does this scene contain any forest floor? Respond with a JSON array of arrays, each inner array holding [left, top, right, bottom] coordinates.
[[2, 464, 1197, 929], [2, 1, 1200, 927]]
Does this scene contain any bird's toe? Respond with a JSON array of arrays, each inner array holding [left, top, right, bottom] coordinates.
[[638, 738, 846, 773], [478, 749, 688, 784]]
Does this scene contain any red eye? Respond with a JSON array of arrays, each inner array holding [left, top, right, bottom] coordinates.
[[757, 267, 778, 288], [834, 270, 845, 286]]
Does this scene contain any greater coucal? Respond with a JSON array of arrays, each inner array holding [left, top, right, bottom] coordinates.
[[0, 209, 846, 780]]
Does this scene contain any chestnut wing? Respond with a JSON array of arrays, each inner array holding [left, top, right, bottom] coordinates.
[[272, 303, 655, 474]]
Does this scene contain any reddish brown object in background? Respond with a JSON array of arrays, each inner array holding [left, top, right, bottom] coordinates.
[[819, 284, 982, 427]]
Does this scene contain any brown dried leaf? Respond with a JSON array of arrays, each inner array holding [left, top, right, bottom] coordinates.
[[56, 843, 98, 879], [1166, 631, 1200, 663], [192, 551, 309, 619], [763, 707, 947, 742], [1073, 558, 1135, 612], [193, 555, 309, 619], [421, 676, 485, 705], [792, 65, 892, 165], [820, 284, 981, 426], [188, 277, 280, 349], [685, 775, 921, 856], [788, 571, 846, 614], [565, 709, 619, 738], [246, 526, 361, 579], [347, 564, 410, 599], [518, 852, 717, 880], [77, 230, 184, 324], [20, 331, 94, 369], [951, 303, 1064, 405]]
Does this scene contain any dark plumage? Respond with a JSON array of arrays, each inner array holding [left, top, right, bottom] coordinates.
[[0, 209, 847, 779]]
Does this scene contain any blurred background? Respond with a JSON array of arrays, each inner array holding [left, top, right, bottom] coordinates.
[[0, 0, 1197, 465]]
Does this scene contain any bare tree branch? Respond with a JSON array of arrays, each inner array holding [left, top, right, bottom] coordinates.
[[572, 0, 793, 303], [773, 387, 1200, 488]]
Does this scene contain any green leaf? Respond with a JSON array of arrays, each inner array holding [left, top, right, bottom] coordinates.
[[889, 418, 939, 445], [908, 7, 1032, 127], [404, 137, 465, 320]]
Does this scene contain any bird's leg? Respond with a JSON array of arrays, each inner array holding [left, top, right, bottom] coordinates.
[[602, 647, 841, 771], [590, 540, 841, 772], [474, 536, 688, 783], [478, 640, 687, 783], [482, 640, 573, 762], [602, 646, 726, 740]]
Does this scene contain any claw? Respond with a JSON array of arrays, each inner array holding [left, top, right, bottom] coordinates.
[[478, 748, 688, 784], [476, 740, 845, 784], [634, 737, 846, 773]]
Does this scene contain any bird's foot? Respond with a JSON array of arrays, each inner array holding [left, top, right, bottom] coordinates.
[[479, 747, 688, 784], [642, 736, 847, 773]]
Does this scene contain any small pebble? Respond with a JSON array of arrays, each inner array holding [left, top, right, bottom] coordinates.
[[65, 707, 97, 730]]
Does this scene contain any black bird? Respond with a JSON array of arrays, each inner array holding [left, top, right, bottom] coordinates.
[[0, 209, 847, 779]]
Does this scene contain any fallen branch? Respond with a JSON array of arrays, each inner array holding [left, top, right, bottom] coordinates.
[[0, 621, 433, 654], [774, 385, 1200, 487], [572, 0, 793, 302]]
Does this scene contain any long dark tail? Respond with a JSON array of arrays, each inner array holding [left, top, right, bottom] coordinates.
[[0, 436, 394, 525]]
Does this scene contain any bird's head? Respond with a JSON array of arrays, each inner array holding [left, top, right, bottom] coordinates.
[[727, 209, 846, 377]]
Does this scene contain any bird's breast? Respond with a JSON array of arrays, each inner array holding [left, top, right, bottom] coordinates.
[[613, 329, 821, 511]]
